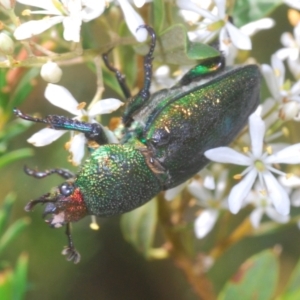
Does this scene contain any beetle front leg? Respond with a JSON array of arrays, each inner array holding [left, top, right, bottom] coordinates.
[[13, 108, 108, 145], [62, 222, 81, 264]]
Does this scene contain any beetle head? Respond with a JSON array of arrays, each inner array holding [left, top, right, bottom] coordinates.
[[25, 180, 88, 228]]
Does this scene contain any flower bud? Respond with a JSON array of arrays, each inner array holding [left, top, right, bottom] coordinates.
[[0, 32, 14, 55], [279, 101, 300, 120], [0, 0, 15, 9], [40, 61, 63, 83]]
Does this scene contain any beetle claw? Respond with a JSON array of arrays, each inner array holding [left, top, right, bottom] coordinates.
[[62, 246, 81, 264]]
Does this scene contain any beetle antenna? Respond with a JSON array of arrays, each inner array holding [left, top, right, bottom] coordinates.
[[13, 108, 49, 124]]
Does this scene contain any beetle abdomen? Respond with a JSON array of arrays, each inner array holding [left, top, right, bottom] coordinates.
[[75, 144, 161, 216], [146, 65, 261, 188]]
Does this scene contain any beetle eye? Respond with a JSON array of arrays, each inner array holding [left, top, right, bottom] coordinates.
[[59, 182, 74, 196]]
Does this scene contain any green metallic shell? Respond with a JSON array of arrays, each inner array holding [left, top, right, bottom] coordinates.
[[74, 144, 161, 216], [133, 65, 261, 189]]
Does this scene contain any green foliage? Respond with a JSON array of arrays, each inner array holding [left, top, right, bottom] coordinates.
[[0, 195, 29, 300], [218, 250, 279, 300], [120, 198, 158, 258], [135, 25, 220, 65], [233, 0, 282, 27]]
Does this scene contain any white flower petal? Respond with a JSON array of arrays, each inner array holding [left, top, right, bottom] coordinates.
[[88, 99, 124, 116], [249, 208, 264, 228], [266, 143, 300, 164], [117, 0, 146, 42], [214, 0, 226, 18], [261, 64, 281, 100], [249, 113, 265, 157], [205, 147, 251, 165], [263, 172, 290, 215], [27, 128, 66, 146], [188, 180, 212, 204], [69, 134, 86, 165], [271, 54, 285, 87], [228, 169, 257, 214], [164, 181, 187, 201], [276, 48, 295, 60], [203, 174, 215, 190], [176, 0, 217, 20], [215, 170, 228, 199], [284, 0, 300, 10], [45, 84, 80, 115], [16, 0, 62, 14], [280, 175, 300, 188], [291, 189, 300, 206], [62, 16, 82, 42], [194, 209, 219, 239], [265, 207, 290, 223], [81, 0, 105, 22], [225, 22, 252, 50], [241, 18, 275, 36], [14, 16, 64, 40]]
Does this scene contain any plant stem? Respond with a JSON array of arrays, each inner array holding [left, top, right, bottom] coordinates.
[[157, 195, 216, 300]]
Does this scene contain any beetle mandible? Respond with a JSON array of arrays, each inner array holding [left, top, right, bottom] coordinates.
[[14, 25, 261, 263]]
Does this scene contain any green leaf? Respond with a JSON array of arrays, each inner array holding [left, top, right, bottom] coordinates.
[[8, 68, 39, 111], [0, 148, 34, 169], [232, 0, 282, 27], [0, 269, 13, 300], [120, 198, 158, 258], [13, 253, 28, 300], [218, 250, 279, 300], [0, 193, 16, 238], [0, 218, 30, 255], [152, 0, 165, 33], [135, 24, 220, 65], [280, 257, 300, 300]]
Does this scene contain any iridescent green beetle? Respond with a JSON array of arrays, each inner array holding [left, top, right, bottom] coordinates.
[[14, 25, 260, 263]]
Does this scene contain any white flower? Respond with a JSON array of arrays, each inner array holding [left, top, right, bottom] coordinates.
[[245, 184, 290, 228], [177, 0, 251, 51], [27, 83, 123, 165], [14, 0, 147, 42], [276, 24, 300, 61], [205, 113, 300, 216], [262, 54, 300, 120], [14, 0, 105, 42], [187, 170, 228, 238]]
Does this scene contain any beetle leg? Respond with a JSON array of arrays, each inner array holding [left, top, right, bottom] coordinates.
[[62, 222, 81, 264], [13, 108, 108, 145], [122, 25, 156, 126], [24, 165, 74, 179], [102, 49, 132, 99]]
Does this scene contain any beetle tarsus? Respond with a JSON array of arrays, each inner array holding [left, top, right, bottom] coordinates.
[[102, 50, 131, 99], [136, 24, 156, 103]]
